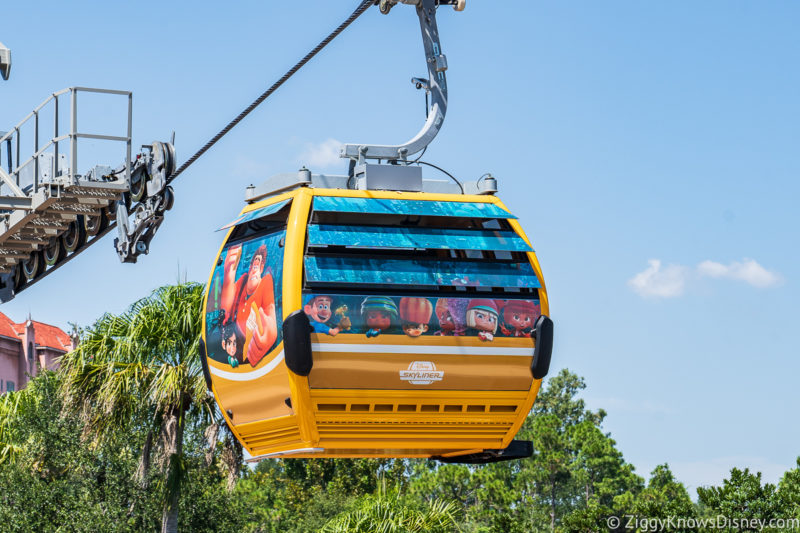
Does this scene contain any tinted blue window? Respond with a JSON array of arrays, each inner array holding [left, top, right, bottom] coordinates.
[[305, 256, 540, 289], [218, 199, 291, 231], [313, 197, 515, 219], [308, 225, 532, 252]]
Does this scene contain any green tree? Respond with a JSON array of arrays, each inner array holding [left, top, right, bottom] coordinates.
[[557, 420, 643, 532], [0, 370, 247, 532], [634, 464, 695, 529], [235, 457, 400, 532], [698, 467, 781, 527], [321, 487, 462, 533], [58, 282, 232, 533], [778, 458, 800, 519], [405, 369, 641, 533]]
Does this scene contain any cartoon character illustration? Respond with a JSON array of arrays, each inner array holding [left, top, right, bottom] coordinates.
[[434, 298, 468, 336], [361, 296, 398, 338], [499, 300, 540, 337], [399, 297, 433, 337], [220, 320, 241, 367], [304, 295, 340, 336], [466, 299, 499, 341], [220, 243, 278, 367], [334, 305, 352, 332]]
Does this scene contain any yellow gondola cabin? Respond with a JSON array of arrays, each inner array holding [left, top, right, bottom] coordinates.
[[200, 181, 553, 463]]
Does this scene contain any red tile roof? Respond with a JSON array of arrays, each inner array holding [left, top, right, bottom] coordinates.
[[0, 311, 18, 339], [0, 311, 71, 351], [31, 321, 72, 351]]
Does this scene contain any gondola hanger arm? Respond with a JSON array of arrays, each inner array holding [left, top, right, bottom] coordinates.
[[340, 0, 465, 163]]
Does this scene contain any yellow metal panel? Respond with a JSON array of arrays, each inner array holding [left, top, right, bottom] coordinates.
[[309, 388, 528, 451], [282, 188, 318, 445], [306, 188, 501, 204], [236, 189, 298, 214], [201, 195, 298, 452]]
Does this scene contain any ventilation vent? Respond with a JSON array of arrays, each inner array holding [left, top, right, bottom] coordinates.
[[315, 402, 518, 415], [241, 419, 303, 454]]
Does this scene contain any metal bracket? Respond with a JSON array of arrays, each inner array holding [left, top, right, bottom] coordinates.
[[114, 141, 175, 263], [340, 0, 458, 161]]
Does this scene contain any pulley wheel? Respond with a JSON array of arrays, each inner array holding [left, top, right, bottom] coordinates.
[[163, 186, 175, 211], [130, 175, 147, 202], [84, 210, 109, 237], [13, 265, 26, 291], [164, 142, 176, 177], [63, 217, 87, 253], [150, 141, 176, 183], [22, 251, 45, 281], [43, 237, 66, 267]]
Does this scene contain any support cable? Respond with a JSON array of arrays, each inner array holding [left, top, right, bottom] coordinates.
[[167, 0, 375, 184]]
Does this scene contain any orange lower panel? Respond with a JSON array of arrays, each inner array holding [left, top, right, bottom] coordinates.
[[308, 334, 535, 391], [208, 346, 292, 425], [236, 388, 538, 459]]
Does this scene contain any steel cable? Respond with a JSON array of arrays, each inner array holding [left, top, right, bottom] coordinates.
[[167, 0, 375, 184]]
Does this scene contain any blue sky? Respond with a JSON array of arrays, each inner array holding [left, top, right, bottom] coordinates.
[[2, 1, 797, 493]]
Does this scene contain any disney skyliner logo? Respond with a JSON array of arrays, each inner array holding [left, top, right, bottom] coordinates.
[[399, 361, 444, 385], [608, 514, 800, 531]]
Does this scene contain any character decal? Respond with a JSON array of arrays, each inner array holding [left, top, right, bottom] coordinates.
[[361, 296, 398, 338], [399, 297, 433, 337], [304, 295, 340, 336], [204, 228, 285, 369], [499, 299, 540, 337], [220, 243, 278, 366], [220, 320, 242, 367], [297, 292, 538, 342], [334, 305, 352, 332], [466, 299, 499, 341]]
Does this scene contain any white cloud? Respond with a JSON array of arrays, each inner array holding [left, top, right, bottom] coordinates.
[[628, 259, 688, 299], [298, 138, 342, 170], [697, 258, 782, 288], [629, 258, 784, 298]]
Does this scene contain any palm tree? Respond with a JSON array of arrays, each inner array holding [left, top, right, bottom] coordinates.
[[321, 486, 463, 533], [0, 388, 22, 465], [59, 282, 232, 533]]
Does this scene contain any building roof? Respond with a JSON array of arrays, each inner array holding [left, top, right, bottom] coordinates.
[[0, 311, 71, 351], [0, 311, 19, 339]]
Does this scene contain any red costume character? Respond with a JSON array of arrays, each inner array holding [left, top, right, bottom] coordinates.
[[220, 243, 278, 366], [499, 300, 540, 337]]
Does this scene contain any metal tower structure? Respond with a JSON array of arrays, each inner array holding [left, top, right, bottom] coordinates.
[[0, 41, 175, 302]]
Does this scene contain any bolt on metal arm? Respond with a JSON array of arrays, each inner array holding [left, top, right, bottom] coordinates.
[[340, 0, 460, 162]]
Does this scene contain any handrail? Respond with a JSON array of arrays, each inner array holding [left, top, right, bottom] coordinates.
[[0, 87, 133, 199]]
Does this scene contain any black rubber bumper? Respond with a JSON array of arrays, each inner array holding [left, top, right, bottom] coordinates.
[[283, 310, 314, 376], [531, 314, 553, 380]]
